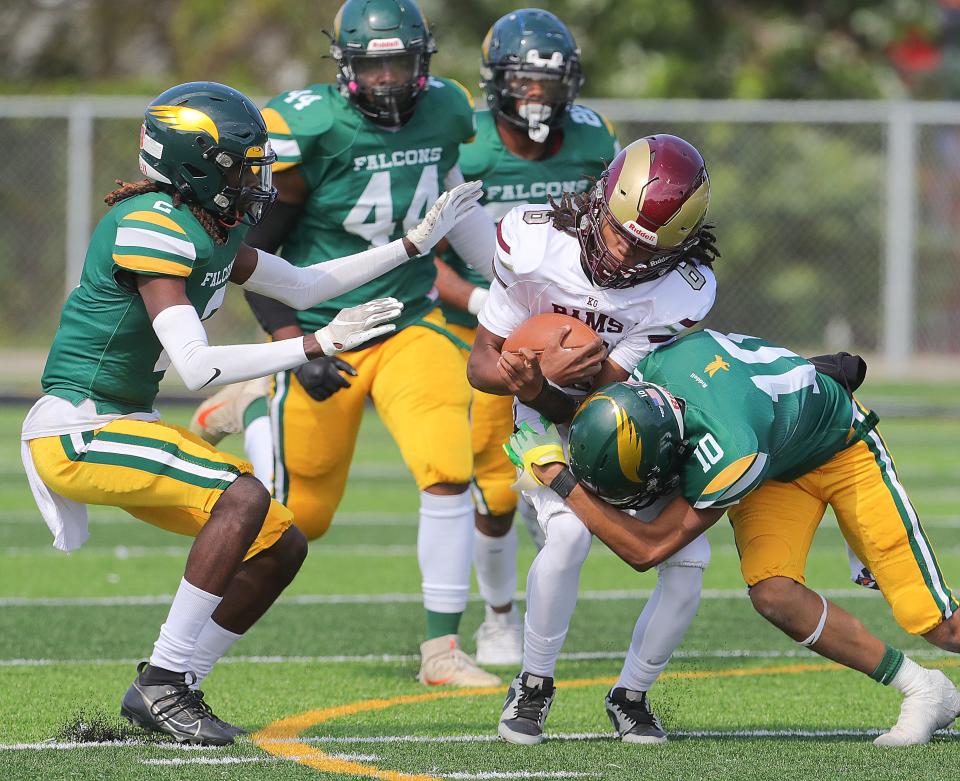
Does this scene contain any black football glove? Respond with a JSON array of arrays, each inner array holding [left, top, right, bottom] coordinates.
[[294, 356, 358, 401]]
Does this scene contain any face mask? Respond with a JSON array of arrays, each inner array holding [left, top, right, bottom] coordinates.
[[518, 102, 552, 143]]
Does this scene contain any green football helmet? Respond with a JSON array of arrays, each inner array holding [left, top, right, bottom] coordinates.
[[331, 0, 436, 128], [138, 82, 277, 226], [480, 8, 583, 142], [568, 381, 688, 508]]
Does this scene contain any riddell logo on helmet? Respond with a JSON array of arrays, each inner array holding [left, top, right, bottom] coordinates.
[[623, 220, 658, 246], [367, 38, 405, 51]]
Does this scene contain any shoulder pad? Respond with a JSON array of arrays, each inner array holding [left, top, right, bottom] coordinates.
[[564, 104, 619, 158], [263, 85, 336, 170], [496, 204, 558, 276], [427, 76, 477, 141], [651, 264, 717, 327], [112, 194, 208, 278]]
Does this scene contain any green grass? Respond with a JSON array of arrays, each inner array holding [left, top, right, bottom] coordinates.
[[1, 397, 960, 780]]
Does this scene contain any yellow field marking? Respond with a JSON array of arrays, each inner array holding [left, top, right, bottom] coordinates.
[[252, 661, 863, 780]]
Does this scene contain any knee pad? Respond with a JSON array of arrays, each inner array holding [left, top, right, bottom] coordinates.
[[658, 533, 711, 570], [542, 512, 592, 570], [470, 479, 518, 519], [287, 494, 334, 541]]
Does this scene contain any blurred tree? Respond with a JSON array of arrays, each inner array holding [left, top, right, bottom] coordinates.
[[0, 0, 946, 99]]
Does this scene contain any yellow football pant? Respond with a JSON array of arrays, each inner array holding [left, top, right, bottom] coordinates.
[[446, 323, 519, 518], [29, 418, 293, 560], [272, 308, 473, 540], [730, 434, 957, 635]]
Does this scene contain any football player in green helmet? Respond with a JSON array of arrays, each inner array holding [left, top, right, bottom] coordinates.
[[432, 8, 620, 669], [508, 329, 960, 748], [189, 0, 502, 689], [21, 80, 482, 745]]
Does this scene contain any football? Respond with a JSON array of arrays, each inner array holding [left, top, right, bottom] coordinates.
[[502, 312, 600, 355]]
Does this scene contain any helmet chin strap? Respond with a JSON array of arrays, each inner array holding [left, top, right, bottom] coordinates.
[[519, 103, 552, 143]]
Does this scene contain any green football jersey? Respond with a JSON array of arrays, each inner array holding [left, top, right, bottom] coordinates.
[[632, 329, 859, 510], [440, 105, 619, 327], [41, 192, 246, 414], [262, 78, 476, 334]]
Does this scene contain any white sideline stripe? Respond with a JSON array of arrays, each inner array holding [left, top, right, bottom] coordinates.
[[2, 646, 954, 668], [443, 774, 596, 779], [141, 756, 276, 766], [6, 510, 960, 528], [6, 728, 960, 752], [0, 587, 884, 608], [141, 752, 381, 766]]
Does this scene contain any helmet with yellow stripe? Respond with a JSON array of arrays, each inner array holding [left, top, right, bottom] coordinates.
[[568, 381, 688, 508], [578, 135, 713, 288], [138, 82, 277, 226]]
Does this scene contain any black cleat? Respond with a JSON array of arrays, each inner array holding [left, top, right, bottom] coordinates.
[[605, 687, 668, 744], [498, 672, 556, 745], [120, 662, 234, 746]]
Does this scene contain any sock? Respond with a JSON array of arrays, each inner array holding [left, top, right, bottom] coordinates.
[[474, 523, 518, 609], [485, 603, 519, 625], [418, 490, 474, 638], [426, 610, 461, 639], [617, 563, 704, 692], [243, 413, 274, 494], [188, 619, 243, 689], [521, 511, 592, 677], [870, 644, 910, 687], [149, 578, 222, 674]]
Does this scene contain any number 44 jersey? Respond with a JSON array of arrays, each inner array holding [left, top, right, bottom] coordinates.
[[632, 329, 860, 510], [478, 203, 717, 378], [262, 78, 476, 333]]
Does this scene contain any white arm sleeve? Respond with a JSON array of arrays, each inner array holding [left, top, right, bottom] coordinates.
[[241, 242, 409, 310], [443, 165, 496, 283], [152, 305, 307, 391]]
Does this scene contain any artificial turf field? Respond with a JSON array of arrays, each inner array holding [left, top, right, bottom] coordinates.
[[1, 385, 960, 781]]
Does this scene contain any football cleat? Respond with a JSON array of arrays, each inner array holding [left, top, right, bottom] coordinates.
[[498, 672, 556, 745], [605, 687, 668, 744], [194, 691, 248, 738], [120, 662, 234, 745], [475, 606, 523, 666], [418, 635, 502, 688], [874, 669, 960, 747], [188, 377, 270, 445]]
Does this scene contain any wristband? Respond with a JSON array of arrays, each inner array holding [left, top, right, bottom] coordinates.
[[548, 467, 578, 499]]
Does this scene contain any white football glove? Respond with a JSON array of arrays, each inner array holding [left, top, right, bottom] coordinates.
[[315, 297, 404, 355], [405, 180, 484, 255]]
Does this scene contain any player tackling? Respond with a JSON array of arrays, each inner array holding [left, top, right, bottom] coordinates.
[[467, 134, 720, 744], [508, 329, 960, 747]]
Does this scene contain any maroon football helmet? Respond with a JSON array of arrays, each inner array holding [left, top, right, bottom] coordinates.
[[578, 134, 711, 288]]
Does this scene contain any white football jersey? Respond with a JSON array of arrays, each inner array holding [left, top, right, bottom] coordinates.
[[478, 203, 717, 376]]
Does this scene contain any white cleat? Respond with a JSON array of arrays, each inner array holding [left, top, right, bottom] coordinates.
[[189, 377, 270, 445], [418, 635, 502, 688], [874, 669, 960, 747], [475, 606, 523, 666]]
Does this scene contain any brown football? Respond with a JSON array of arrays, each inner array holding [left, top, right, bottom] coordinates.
[[502, 313, 600, 355]]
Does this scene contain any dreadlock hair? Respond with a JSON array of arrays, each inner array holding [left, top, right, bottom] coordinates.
[[547, 181, 594, 237], [546, 180, 721, 270], [104, 179, 228, 245]]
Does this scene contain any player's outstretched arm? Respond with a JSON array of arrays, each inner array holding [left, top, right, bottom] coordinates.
[[231, 181, 484, 310], [433, 258, 489, 316], [506, 426, 723, 570], [139, 276, 401, 391]]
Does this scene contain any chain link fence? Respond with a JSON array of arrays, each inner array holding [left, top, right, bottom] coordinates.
[[2, 97, 959, 393]]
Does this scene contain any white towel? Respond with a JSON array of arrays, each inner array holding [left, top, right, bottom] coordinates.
[[20, 440, 89, 553]]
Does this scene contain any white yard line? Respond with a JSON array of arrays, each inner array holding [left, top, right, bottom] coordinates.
[[0, 647, 953, 669], [7, 727, 959, 753], [0, 587, 884, 608]]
